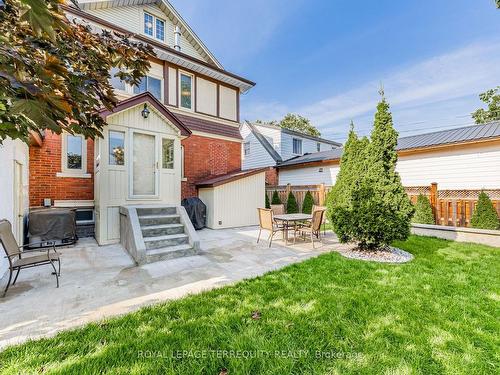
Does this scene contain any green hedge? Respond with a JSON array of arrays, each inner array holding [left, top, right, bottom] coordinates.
[[470, 192, 500, 230]]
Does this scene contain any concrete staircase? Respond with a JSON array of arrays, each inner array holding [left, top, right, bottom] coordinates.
[[120, 205, 200, 265]]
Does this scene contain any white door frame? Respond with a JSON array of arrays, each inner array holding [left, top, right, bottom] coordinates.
[[128, 129, 160, 199]]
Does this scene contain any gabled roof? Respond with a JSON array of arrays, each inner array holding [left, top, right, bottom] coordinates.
[[249, 121, 342, 147], [76, 0, 222, 68], [196, 168, 268, 188], [278, 121, 500, 168], [245, 121, 282, 163], [98, 92, 191, 135]]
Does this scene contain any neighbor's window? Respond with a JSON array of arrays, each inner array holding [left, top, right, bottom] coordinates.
[[109, 67, 126, 91], [155, 18, 165, 41], [66, 135, 83, 169], [180, 73, 193, 109], [317, 142, 321, 152], [109, 131, 125, 166], [162, 138, 174, 169], [134, 76, 162, 101], [293, 138, 302, 155], [244, 142, 251, 156], [144, 13, 154, 36]]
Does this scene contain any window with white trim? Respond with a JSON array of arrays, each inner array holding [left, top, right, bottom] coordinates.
[[179, 72, 193, 110], [133, 75, 162, 101], [244, 142, 251, 156], [317, 142, 321, 152], [292, 138, 302, 155], [62, 133, 87, 174], [144, 12, 165, 41]]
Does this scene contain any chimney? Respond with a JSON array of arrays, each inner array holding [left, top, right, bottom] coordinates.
[[174, 25, 181, 51]]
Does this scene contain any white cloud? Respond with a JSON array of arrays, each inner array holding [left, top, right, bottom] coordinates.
[[244, 40, 500, 141]]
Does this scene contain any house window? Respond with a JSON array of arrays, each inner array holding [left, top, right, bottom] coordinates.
[[244, 142, 251, 156], [162, 138, 174, 169], [292, 138, 302, 155], [109, 131, 125, 166], [66, 135, 83, 169], [144, 12, 165, 41], [179, 72, 193, 110], [317, 142, 321, 152], [144, 13, 154, 36], [134, 76, 162, 101], [109, 67, 126, 91], [156, 18, 165, 41]]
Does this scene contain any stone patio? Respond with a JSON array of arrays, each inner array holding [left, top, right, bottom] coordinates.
[[0, 226, 346, 349]]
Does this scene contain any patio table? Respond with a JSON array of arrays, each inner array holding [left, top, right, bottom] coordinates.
[[274, 213, 312, 245]]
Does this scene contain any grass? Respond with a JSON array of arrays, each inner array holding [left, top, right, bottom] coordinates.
[[0, 235, 499, 374]]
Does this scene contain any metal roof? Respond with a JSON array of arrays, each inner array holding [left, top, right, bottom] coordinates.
[[278, 122, 500, 168]]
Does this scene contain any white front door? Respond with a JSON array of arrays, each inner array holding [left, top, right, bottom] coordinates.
[[13, 161, 24, 244], [131, 132, 158, 197]]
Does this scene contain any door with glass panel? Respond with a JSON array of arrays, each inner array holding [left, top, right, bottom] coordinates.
[[131, 132, 158, 197]]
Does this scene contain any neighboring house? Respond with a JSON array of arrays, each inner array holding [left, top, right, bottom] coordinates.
[[240, 121, 341, 171], [277, 122, 500, 190], [28, 0, 256, 245]]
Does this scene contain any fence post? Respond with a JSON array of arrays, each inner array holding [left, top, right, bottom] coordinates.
[[430, 182, 438, 222], [319, 183, 325, 206]]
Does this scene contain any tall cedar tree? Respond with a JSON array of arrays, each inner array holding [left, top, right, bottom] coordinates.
[[286, 192, 299, 214], [412, 194, 435, 224], [470, 192, 500, 229], [302, 191, 314, 214], [271, 190, 281, 205], [0, 0, 151, 143]]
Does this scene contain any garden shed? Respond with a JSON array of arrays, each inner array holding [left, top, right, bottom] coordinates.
[[197, 168, 266, 229]]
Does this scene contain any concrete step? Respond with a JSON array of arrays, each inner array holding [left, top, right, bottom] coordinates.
[[141, 223, 185, 237], [144, 233, 189, 250], [137, 207, 177, 216], [145, 244, 197, 262], [138, 214, 180, 226]]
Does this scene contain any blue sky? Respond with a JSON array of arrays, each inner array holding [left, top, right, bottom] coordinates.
[[170, 0, 500, 142]]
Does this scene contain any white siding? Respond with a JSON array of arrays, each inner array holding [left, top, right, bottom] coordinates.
[[278, 143, 500, 190], [279, 165, 339, 186], [95, 103, 183, 245], [0, 139, 29, 277], [196, 77, 217, 116], [199, 172, 265, 229], [396, 144, 500, 189], [241, 123, 277, 170], [219, 85, 237, 121], [280, 132, 334, 161], [86, 4, 207, 62]]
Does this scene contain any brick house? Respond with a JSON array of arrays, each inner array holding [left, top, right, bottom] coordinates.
[[28, 0, 256, 244]]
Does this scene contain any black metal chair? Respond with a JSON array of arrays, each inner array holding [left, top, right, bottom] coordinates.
[[0, 220, 61, 297]]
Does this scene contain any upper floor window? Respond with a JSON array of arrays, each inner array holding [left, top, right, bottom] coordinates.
[[293, 138, 302, 155], [180, 72, 193, 110], [317, 142, 321, 152], [144, 12, 165, 41], [134, 75, 162, 101], [244, 142, 251, 156], [109, 67, 126, 91]]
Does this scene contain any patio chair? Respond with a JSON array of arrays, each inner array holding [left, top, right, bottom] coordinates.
[[257, 208, 282, 247], [0, 220, 61, 297], [270, 204, 285, 216], [312, 205, 327, 235], [294, 209, 325, 248]]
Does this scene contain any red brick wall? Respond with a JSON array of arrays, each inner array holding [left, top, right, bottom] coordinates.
[[29, 131, 94, 207], [265, 167, 279, 186], [181, 135, 241, 199]]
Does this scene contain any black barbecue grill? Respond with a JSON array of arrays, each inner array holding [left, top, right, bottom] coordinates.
[[28, 208, 77, 248]]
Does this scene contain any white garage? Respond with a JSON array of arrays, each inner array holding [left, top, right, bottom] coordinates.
[[197, 169, 266, 229]]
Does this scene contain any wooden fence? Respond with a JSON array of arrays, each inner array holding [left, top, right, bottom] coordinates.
[[266, 183, 500, 228]]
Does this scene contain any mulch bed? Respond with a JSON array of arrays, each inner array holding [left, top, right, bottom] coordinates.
[[337, 246, 413, 263]]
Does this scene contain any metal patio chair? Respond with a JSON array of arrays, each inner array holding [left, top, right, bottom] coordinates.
[[312, 205, 327, 235], [294, 209, 325, 248], [0, 220, 61, 297], [257, 208, 282, 247]]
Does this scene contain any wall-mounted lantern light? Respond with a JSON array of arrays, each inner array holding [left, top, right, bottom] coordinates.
[[141, 103, 150, 119]]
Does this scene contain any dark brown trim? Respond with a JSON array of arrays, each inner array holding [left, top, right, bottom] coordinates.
[[196, 168, 268, 188], [175, 66, 179, 107], [62, 4, 256, 87], [193, 72, 197, 113], [98, 92, 191, 136]]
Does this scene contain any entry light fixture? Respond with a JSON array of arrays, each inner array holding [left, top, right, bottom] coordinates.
[[141, 103, 150, 119]]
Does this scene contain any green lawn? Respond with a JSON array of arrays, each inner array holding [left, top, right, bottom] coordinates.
[[1, 236, 499, 374]]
